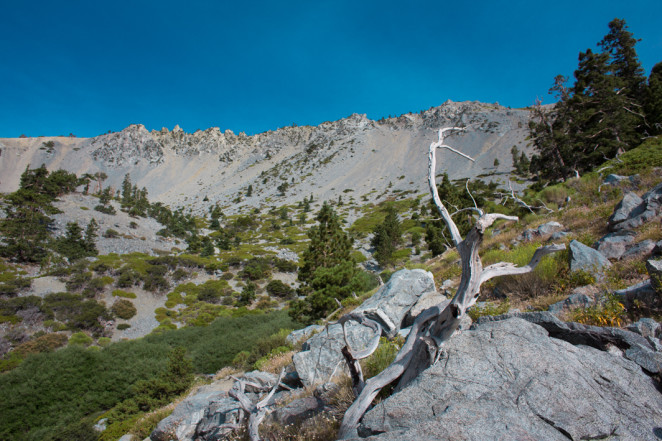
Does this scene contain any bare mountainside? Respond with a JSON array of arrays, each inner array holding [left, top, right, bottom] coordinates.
[[0, 100, 532, 213]]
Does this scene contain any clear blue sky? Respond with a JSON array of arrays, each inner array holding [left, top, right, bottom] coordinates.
[[1, 0, 661, 138]]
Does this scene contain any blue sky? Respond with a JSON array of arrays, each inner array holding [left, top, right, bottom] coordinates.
[[1, 0, 661, 138]]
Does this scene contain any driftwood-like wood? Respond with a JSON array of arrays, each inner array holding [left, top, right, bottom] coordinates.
[[337, 127, 566, 439], [229, 369, 286, 441], [338, 313, 382, 396]]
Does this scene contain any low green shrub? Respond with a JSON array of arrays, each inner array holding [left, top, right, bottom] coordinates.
[[112, 289, 137, 299], [69, 332, 93, 347], [571, 293, 625, 327], [112, 300, 137, 320], [468, 299, 510, 321]]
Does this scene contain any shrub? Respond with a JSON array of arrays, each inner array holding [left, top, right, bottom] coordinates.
[[104, 228, 119, 238], [0, 277, 31, 297], [112, 289, 137, 299], [69, 332, 93, 347], [571, 293, 625, 327], [172, 268, 188, 281], [362, 337, 403, 380], [266, 280, 293, 298], [14, 333, 68, 357], [117, 323, 131, 330], [273, 258, 298, 273], [468, 299, 510, 321], [112, 300, 137, 320], [95, 205, 117, 215], [240, 258, 272, 281], [0, 311, 298, 440]]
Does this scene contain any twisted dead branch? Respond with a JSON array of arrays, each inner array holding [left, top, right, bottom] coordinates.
[[337, 127, 565, 439]]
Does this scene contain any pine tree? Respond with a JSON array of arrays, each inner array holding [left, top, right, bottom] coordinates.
[[645, 62, 662, 135], [291, 202, 374, 324], [298, 202, 353, 284], [0, 189, 52, 262], [121, 174, 132, 206], [371, 205, 402, 265], [529, 18, 648, 180], [84, 219, 98, 255]]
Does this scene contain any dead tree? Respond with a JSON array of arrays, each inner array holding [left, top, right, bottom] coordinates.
[[337, 127, 565, 439]]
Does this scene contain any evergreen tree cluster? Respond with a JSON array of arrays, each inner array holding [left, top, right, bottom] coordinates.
[[371, 205, 402, 265], [529, 18, 662, 180], [291, 202, 376, 324], [0, 165, 85, 263]]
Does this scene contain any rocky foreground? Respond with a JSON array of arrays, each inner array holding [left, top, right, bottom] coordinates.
[[139, 269, 662, 441], [93, 180, 662, 441]]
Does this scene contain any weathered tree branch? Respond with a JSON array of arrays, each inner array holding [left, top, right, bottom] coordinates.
[[338, 313, 382, 396], [337, 127, 565, 439], [229, 369, 286, 441]]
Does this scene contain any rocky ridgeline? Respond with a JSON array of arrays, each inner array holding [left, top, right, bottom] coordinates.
[[0, 100, 532, 215], [91, 124, 165, 166]]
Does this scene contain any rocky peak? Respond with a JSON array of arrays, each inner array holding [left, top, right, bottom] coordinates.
[[91, 124, 164, 166]]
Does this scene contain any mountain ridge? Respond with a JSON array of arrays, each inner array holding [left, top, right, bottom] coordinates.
[[0, 100, 533, 214]]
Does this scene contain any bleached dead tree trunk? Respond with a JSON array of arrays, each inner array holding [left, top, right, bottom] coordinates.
[[337, 127, 565, 439]]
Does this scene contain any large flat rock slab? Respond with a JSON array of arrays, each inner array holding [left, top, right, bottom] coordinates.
[[358, 318, 662, 441]]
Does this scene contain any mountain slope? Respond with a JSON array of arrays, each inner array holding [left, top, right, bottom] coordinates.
[[0, 100, 532, 213]]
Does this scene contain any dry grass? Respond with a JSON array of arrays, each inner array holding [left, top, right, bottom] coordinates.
[[213, 366, 241, 381], [256, 350, 295, 374], [634, 221, 662, 243]]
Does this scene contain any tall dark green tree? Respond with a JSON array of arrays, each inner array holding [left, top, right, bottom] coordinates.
[[291, 202, 375, 324], [645, 62, 662, 135], [297, 202, 353, 284], [121, 174, 133, 206], [529, 18, 649, 180], [0, 189, 53, 262], [371, 205, 402, 265]]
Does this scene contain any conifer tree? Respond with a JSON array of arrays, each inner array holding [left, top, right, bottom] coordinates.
[[121, 174, 132, 206], [645, 62, 662, 134], [291, 202, 375, 324], [529, 18, 650, 180], [371, 205, 402, 265], [298, 202, 353, 284]]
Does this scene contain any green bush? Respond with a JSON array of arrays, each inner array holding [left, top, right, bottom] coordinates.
[[266, 280, 294, 298], [362, 337, 402, 379], [112, 300, 137, 320], [69, 332, 93, 347], [117, 323, 131, 330], [103, 228, 119, 238], [112, 289, 137, 299], [0, 310, 299, 440], [468, 299, 510, 321]]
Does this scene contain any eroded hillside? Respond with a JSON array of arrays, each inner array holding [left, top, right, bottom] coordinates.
[[0, 101, 531, 215]]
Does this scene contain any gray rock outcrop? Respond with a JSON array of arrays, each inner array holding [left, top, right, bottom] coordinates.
[[568, 240, 611, 276], [151, 385, 232, 441], [292, 320, 377, 387], [595, 231, 636, 260], [621, 239, 656, 260], [609, 183, 662, 231], [520, 221, 564, 242], [353, 269, 436, 337], [615, 280, 658, 307], [547, 291, 593, 315], [358, 318, 662, 441], [286, 324, 325, 346], [627, 318, 661, 339]]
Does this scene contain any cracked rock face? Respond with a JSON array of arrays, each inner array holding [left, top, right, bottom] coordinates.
[[358, 318, 662, 441], [92, 124, 164, 166]]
